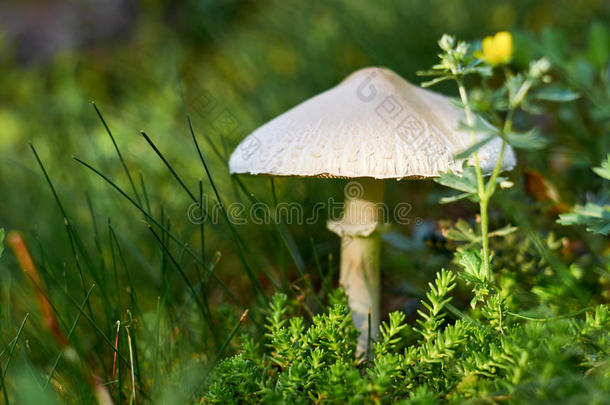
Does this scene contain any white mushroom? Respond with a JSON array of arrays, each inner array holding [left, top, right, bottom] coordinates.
[[229, 67, 515, 354]]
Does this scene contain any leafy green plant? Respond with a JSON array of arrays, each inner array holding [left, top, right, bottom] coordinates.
[[420, 32, 577, 287], [205, 271, 610, 403]]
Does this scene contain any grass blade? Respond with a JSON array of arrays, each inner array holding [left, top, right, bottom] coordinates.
[[92, 102, 142, 205], [186, 117, 268, 299]]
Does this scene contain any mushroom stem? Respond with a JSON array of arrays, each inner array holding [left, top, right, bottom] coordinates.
[[328, 178, 386, 355]]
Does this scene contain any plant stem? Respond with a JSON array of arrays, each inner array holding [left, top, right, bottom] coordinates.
[[457, 81, 486, 191], [456, 72, 520, 284], [456, 79, 491, 281], [479, 198, 490, 281]]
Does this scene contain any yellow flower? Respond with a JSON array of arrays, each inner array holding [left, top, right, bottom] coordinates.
[[475, 31, 513, 65]]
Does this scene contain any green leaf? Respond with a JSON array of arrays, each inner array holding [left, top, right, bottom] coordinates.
[[520, 99, 546, 115], [558, 202, 610, 235], [454, 248, 490, 308], [462, 59, 493, 77], [558, 156, 610, 235], [455, 248, 486, 283], [439, 192, 476, 204], [454, 135, 495, 160], [445, 220, 516, 245], [420, 75, 452, 87], [504, 128, 549, 150], [488, 224, 518, 238], [469, 65, 494, 77], [457, 115, 499, 136], [434, 166, 479, 195], [532, 86, 580, 102], [0, 228, 4, 259], [592, 154, 610, 180], [437, 164, 509, 204], [444, 219, 477, 243]]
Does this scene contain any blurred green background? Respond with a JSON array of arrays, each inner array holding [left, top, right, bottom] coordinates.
[[1, 0, 608, 290], [1, 0, 609, 402]]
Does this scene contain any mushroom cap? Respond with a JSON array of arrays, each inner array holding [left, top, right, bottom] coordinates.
[[229, 67, 515, 180]]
